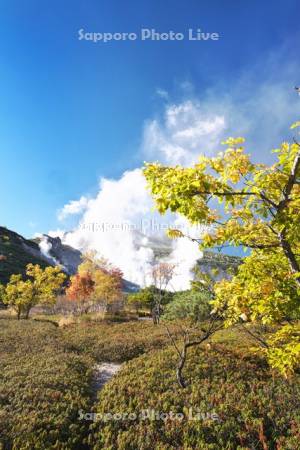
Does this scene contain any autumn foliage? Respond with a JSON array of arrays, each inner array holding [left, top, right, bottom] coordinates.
[[144, 122, 300, 376], [66, 272, 95, 314], [3, 263, 66, 319], [66, 252, 124, 314]]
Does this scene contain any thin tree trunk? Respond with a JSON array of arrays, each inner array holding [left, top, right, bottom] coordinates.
[[167, 317, 223, 388], [176, 344, 188, 388], [279, 233, 300, 286]]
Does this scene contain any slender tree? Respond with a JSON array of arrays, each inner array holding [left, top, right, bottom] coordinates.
[[151, 262, 176, 324]]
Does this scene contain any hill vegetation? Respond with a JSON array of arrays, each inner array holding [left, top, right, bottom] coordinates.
[[0, 227, 48, 285], [0, 319, 175, 449], [0, 318, 299, 449], [90, 336, 300, 449]]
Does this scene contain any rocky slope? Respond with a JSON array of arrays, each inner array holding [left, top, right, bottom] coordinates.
[[32, 234, 82, 274], [0, 226, 241, 289], [0, 226, 49, 284], [0, 227, 139, 292]]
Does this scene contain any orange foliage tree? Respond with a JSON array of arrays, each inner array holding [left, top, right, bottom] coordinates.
[[66, 272, 95, 315], [66, 252, 124, 314]]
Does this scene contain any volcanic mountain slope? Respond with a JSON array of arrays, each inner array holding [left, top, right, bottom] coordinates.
[[0, 226, 241, 289], [0, 226, 50, 284], [0, 227, 139, 292], [32, 234, 82, 275], [0, 227, 85, 284]]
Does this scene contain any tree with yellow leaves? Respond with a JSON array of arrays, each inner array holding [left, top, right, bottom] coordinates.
[[144, 121, 300, 377], [4, 264, 66, 319]]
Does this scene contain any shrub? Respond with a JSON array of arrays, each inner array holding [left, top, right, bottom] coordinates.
[[90, 342, 300, 449], [61, 321, 175, 363], [0, 320, 93, 449], [163, 290, 211, 322]]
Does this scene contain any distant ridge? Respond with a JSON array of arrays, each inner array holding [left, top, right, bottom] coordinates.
[[0, 226, 241, 289], [0, 227, 139, 293]]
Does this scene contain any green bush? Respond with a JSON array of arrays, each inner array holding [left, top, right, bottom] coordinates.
[[163, 290, 211, 322], [126, 286, 174, 314], [61, 321, 175, 363]]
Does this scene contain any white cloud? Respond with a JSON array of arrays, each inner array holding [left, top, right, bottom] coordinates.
[[166, 215, 204, 291], [143, 100, 226, 165], [48, 229, 66, 240], [63, 169, 201, 289], [156, 88, 169, 100], [58, 196, 90, 221], [63, 169, 159, 286], [52, 52, 300, 289]]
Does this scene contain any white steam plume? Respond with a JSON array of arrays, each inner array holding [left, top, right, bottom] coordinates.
[[62, 169, 203, 289], [57, 99, 225, 289], [37, 234, 62, 267], [54, 54, 300, 289]]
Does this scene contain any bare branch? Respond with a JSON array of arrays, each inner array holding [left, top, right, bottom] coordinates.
[[164, 323, 182, 358], [238, 323, 269, 349], [277, 147, 300, 213]]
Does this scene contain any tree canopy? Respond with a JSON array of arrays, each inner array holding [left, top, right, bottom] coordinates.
[[144, 122, 300, 376], [3, 263, 66, 319], [66, 252, 124, 314]]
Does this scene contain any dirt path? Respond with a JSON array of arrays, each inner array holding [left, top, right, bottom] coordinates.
[[92, 362, 122, 396]]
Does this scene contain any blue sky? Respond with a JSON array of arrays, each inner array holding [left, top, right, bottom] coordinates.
[[0, 0, 299, 238]]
